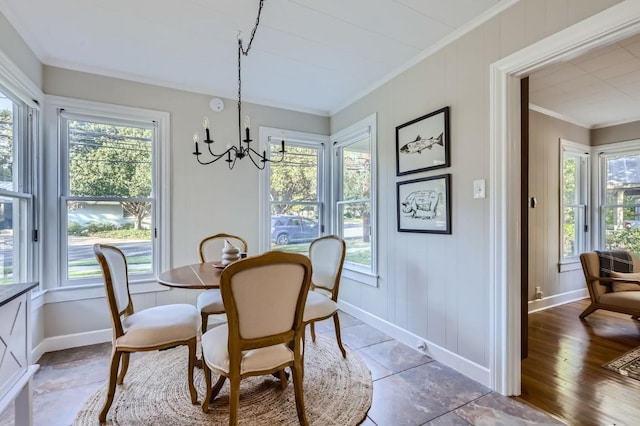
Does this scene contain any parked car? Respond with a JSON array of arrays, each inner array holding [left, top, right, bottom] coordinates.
[[271, 215, 319, 245]]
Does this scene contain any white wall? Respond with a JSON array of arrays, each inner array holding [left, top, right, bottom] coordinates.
[[0, 11, 41, 88], [527, 109, 590, 311], [330, 0, 621, 373]]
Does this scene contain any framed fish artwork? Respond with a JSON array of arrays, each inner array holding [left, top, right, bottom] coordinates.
[[397, 174, 451, 234], [396, 106, 450, 176]]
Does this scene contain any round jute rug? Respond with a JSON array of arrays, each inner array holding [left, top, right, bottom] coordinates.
[[73, 335, 372, 425]]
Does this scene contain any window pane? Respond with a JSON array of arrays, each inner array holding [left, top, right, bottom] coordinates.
[[0, 94, 14, 190], [562, 206, 578, 258], [604, 155, 640, 204], [68, 120, 152, 198], [66, 201, 152, 279], [270, 204, 320, 253], [0, 196, 29, 284], [269, 145, 318, 202], [562, 157, 577, 205], [338, 201, 371, 267], [342, 137, 370, 201]]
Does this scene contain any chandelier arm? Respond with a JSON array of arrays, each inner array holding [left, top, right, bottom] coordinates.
[[246, 149, 267, 170]]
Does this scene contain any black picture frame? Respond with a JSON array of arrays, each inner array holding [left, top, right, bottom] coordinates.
[[397, 174, 451, 234], [396, 106, 450, 176]]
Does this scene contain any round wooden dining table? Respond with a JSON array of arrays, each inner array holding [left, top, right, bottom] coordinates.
[[158, 262, 224, 289]]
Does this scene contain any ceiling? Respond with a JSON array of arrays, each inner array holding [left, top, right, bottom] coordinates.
[[0, 0, 509, 116], [529, 33, 640, 129]]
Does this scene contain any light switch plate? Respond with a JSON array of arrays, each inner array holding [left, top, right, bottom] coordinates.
[[474, 179, 486, 199]]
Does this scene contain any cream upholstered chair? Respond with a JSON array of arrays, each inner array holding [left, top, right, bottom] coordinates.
[[197, 233, 248, 333], [303, 235, 347, 358], [201, 251, 311, 426], [94, 244, 199, 422], [579, 251, 640, 320]]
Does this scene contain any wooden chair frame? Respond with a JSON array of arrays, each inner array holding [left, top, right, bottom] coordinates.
[[201, 251, 312, 425], [579, 252, 640, 320], [305, 235, 347, 358], [94, 244, 197, 422], [198, 233, 248, 333]]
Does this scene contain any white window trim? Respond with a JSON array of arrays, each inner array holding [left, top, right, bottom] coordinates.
[[331, 113, 378, 286], [593, 138, 640, 251], [0, 49, 43, 288], [558, 139, 590, 271], [258, 126, 329, 253], [44, 95, 170, 291]]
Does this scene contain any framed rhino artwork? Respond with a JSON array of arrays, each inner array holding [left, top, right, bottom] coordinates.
[[396, 106, 450, 176], [397, 174, 451, 234]]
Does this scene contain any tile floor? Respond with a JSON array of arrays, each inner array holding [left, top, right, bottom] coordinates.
[[0, 312, 563, 425]]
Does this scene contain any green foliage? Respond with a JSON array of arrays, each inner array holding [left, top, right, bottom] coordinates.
[[270, 146, 317, 215], [605, 229, 640, 254], [0, 108, 13, 183], [68, 120, 152, 229]]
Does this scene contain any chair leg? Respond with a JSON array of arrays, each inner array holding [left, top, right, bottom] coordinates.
[[201, 362, 212, 413], [210, 375, 226, 402], [291, 360, 309, 426], [116, 352, 130, 385], [332, 313, 347, 358], [310, 322, 316, 342], [229, 375, 241, 426], [187, 338, 197, 404], [278, 369, 288, 390], [579, 304, 598, 319], [99, 349, 122, 422], [201, 312, 209, 334]]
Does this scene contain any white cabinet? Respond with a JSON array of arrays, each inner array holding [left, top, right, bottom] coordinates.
[[0, 283, 38, 426]]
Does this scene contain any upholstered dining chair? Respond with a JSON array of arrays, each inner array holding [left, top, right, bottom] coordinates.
[[579, 251, 640, 320], [94, 244, 199, 422], [303, 235, 347, 358], [200, 251, 312, 426], [197, 233, 248, 333]]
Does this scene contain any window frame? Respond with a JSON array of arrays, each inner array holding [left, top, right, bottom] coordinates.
[[331, 113, 377, 286], [0, 50, 42, 287], [595, 139, 640, 254], [51, 96, 170, 287], [258, 126, 329, 253], [559, 139, 590, 270]]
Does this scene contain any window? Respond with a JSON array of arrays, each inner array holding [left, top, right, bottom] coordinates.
[[261, 127, 327, 254], [58, 104, 168, 286], [0, 87, 37, 284], [332, 114, 377, 284], [560, 140, 589, 264], [599, 146, 640, 254]]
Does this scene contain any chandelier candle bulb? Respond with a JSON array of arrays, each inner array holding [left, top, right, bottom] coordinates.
[[203, 116, 211, 141], [192, 132, 200, 155], [244, 116, 251, 141]]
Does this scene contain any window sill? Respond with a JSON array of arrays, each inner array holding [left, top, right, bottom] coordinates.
[[342, 268, 378, 287], [558, 260, 582, 273]]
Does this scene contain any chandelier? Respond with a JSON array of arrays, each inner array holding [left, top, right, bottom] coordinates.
[[192, 0, 285, 170]]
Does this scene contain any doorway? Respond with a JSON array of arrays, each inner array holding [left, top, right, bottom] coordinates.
[[489, 2, 640, 396]]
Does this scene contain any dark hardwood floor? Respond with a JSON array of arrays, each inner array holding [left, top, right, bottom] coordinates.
[[518, 299, 640, 425]]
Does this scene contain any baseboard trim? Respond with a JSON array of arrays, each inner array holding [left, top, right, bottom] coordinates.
[[338, 300, 491, 387], [528, 289, 589, 314], [32, 329, 112, 363]]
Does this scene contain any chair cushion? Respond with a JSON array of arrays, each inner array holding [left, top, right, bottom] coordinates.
[[303, 290, 338, 322], [197, 289, 225, 314], [116, 304, 199, 349], [201, 324, 293, 375], [609, 271, 640, 292], [599, 290, 640, 310]]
